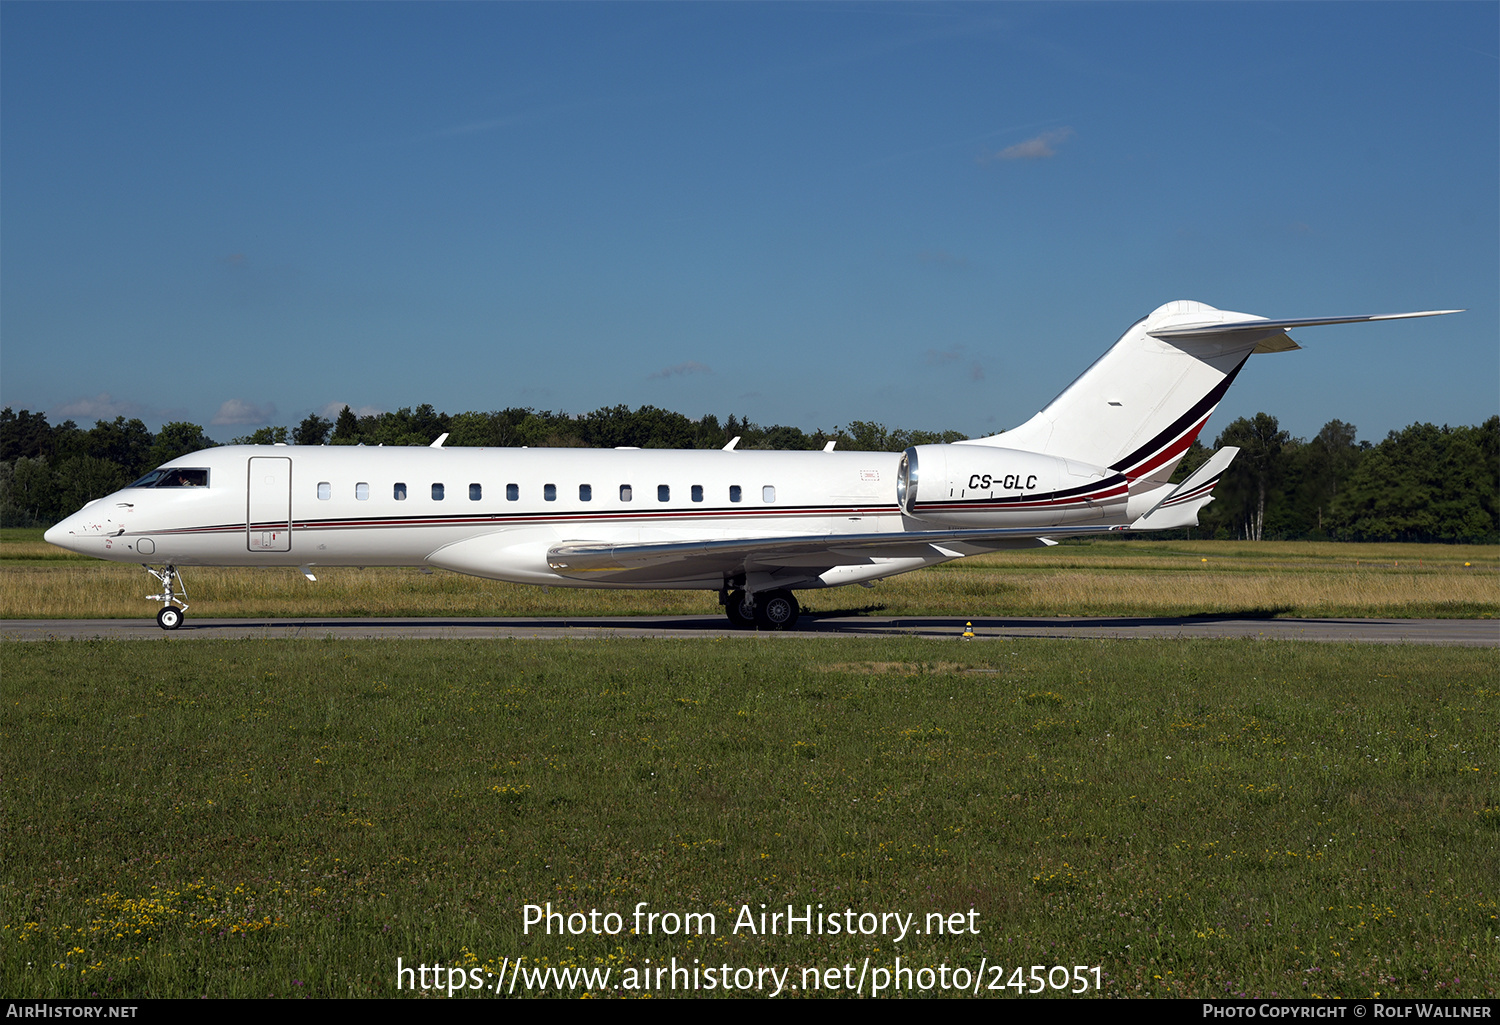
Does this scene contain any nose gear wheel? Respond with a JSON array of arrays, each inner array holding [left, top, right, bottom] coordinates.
[[145, 565, 188, 630]]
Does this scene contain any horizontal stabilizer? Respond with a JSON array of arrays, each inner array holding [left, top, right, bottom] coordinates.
[[1148, 310, 1462, 339]]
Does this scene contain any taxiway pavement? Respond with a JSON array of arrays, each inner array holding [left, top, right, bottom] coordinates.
[[2, 615, 1494, 645]]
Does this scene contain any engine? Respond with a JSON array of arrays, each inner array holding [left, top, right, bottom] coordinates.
[[897, 444, 1128, 528]]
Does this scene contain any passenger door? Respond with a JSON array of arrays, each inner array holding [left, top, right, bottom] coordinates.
[[247, 456, 292, 552]]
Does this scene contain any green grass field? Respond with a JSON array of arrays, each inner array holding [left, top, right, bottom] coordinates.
[[3, 528, 1496, 620], [2, 638, 1495, 998]]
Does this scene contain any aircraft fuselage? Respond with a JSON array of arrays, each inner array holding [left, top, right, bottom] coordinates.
[[43, 300, 1461, 628]]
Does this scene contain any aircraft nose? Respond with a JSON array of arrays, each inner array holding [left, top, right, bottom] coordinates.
[[43, 511, 101, 552], [44, 518, 74, 549]]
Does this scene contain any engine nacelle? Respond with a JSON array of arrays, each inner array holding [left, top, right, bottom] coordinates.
[[897, 444, 1128, 527]]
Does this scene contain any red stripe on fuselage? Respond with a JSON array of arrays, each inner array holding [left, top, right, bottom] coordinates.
[[127, 503, 900, 539]]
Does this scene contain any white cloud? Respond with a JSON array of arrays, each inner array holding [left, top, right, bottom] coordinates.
[[917, 249, 969, 269], [925, 347, 984, 381], [648, 361, 712, 380], [434, 114, 531, 138], [52, 392, 144, 420], [982, 127, 1075, 162], [319, 401, 384, 421], [212, 399, 277, 426]]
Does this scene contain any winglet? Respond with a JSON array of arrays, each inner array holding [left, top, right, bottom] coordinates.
[[1130, 446, 1240, 530]]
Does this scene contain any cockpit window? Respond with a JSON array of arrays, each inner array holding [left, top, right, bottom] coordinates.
[[129, 468, 209, 488]]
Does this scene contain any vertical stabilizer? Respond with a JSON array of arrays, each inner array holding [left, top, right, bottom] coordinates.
[[961, 301, 1270, 486], [963, 301, 1460, 487]]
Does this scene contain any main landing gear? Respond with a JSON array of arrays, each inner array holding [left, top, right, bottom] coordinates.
[[722, 589, 800, 631], [145, 565, 188, 630]]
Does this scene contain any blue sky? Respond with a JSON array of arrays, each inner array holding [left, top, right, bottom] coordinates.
[[3, 2, 1495, 447]]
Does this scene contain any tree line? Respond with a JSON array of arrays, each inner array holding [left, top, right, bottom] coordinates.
[[0, 404, 963, 527], [1179, 414, 1498, 544], [2, 404, 1494, 543]]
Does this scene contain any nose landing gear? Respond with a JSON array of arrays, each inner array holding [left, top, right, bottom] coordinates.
[[145, 565, 188, 630]]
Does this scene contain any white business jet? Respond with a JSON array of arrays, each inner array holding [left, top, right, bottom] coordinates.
[[45, 301, 1459, 630]]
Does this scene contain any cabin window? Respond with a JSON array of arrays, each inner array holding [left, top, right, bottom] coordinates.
[[317, 482, 331, 500], [657, 484, 670, 502], [506, 483, 519, 501], [394, 483, 408, 501], [619, 484, 632, 501], [432, 483, 445, 501], [356, 482, 370, 501], [729, 485, 742, 503], [691, 484, 704, 503], [469, 483, 482, 501], [579, 484, 592, 501], [544, 484, 557, 502], [762, 485, 776, 503]]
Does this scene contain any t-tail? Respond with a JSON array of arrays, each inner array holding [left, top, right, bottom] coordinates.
[[898, 300, 1460, 530]]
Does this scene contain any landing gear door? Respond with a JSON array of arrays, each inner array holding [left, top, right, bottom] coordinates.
[[247, 456, 292, 552]]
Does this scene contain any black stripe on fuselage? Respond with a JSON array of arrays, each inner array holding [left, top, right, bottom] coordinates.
[[127, 502, 900, 538], [913, 475, 1128, 514]]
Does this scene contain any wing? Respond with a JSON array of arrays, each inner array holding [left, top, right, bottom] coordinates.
[[544, 525, 1116, 586]]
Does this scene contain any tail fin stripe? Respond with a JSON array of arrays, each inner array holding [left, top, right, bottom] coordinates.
[[1117, 411, 1215, 481], [1108, 355, 1249, 476]]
